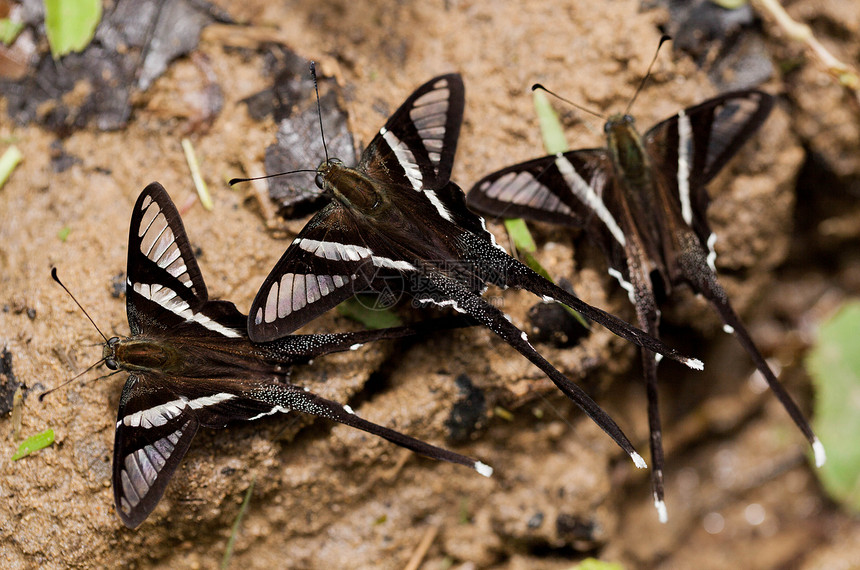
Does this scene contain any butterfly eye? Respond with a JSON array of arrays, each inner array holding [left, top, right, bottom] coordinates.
[[105, 358, 118, 370], [315, 173, 324, 189], [622, 114, 635, 125]]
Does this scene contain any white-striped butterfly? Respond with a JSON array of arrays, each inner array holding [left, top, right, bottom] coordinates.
[[244, 72, 704, 473], [467, 87, 824, 522], [93, 182, 491, 528]]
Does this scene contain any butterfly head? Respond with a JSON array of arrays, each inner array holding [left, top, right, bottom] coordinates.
[[605, 113, 636, 133], [315, 157, 344, 189], [103, 337, 121, 370]]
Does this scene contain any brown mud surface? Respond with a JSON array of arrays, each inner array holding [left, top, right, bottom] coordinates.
[[2, 0, 860, 568]]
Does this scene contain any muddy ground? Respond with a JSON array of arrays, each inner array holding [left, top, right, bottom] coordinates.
[[2, 0, 860, 568]]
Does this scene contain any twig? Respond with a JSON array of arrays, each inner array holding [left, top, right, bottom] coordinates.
[[752, 0, 860, 94], [402, 523, 440, 570], [182, 138, 213, 211]]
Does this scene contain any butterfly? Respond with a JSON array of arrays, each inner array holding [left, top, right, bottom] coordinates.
[[467, 88, 825, 522], [93, 182, 491, 528], [244, 72, 704, 473]]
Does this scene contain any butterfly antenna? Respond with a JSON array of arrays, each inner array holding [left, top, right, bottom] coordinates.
[[38, 358, 110, 401], [625, 34, 672, 116], [51, 268, 109, 344], [229, 170, 317, 186], [531, 84, 605, 121], [310, 61, 330, 163]]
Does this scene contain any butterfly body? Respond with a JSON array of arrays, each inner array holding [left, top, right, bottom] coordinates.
[[98, 182, 491, 529], [250, 74, 706, 472], [468, 89, 824, 521]]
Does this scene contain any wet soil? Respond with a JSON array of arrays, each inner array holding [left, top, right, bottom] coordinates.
[[1, 0, 859, 568]]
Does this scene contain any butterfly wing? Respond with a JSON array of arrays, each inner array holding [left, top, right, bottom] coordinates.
[[113, 369, 491, 528], [126, 182, 247, 340], [359, 73, 464, 191], [250, 75, 466, 342], [113, 374, 200, 529], [643, 90, 774, 253], [467, 150, 632, 283]]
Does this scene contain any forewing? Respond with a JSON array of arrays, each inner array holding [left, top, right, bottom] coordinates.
[[359, 74, 464, 192], [468, 150, 630, 277], [126, 183, 245, 340], [643, 90, 774, 245], [248, 203, 376, 342]]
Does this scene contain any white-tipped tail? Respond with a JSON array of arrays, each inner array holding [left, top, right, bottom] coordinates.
[[686, 358, 704, 371], [632, 451, 647, 469], [813, 437, 826, 467], [655, 498, 668, 524], [475, 461, 494, 478]]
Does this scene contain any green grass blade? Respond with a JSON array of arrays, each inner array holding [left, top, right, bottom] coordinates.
[[221, 477, 256, 570], [182, 138, 214, 211], [0, 145, 23, 189], [533, 87, 569, 155], [504, 218, 537, 253]]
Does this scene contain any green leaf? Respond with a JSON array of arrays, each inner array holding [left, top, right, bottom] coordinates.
[[533, 87, 569, 155], [44, 0, 102, 59], [0, 145, 23, 190], [57, 226, 71, 242], [806, 300, 860, 512], [336, 297, 403, 329], [0, 18, 24, 45], [12, 429, 55, 460]]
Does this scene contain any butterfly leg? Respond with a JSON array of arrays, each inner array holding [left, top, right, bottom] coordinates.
[[677, 232, 825, 467], [411, 270, 647, 469]]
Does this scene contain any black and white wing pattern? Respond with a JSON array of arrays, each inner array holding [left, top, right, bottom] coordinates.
[[247, 73, 715, 476], [125, 183, 244, 339], [642, 90, 775, 261], [249, 74, 467, 341], [109, 182, 492, 529], [249, 203, 371, 341], [112, 370, 493, 529], [466, 149, 632, 282], [360, 73, 464, 191], [467, 88, 824, 522]]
